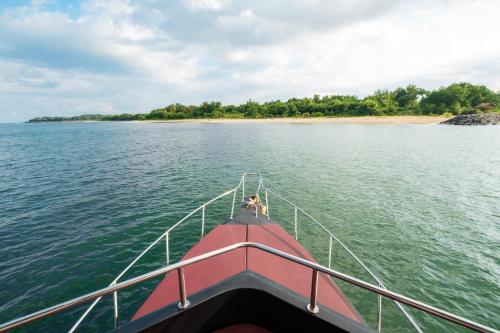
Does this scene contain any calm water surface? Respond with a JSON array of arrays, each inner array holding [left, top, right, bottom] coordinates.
[[0, 122, 499, 332]]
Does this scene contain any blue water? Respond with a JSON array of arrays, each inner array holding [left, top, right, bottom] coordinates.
[[0, 122, 499, 332]]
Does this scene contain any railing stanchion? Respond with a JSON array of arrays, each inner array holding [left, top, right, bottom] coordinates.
[[177, 268, 190, 310], [113, 285, 118, 329], [201, 205, 205, 238], [377, 287, 382, 332], [265, 190, 270, 220], [307, 269, 319, 314], [242, 177, 245, 201], [294, 207, 298, 240], [165, 232, 170, 266], [328, 236, 333, 269], [230, 189, 236, 219]]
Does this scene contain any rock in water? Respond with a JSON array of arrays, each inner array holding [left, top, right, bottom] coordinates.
[[441, 113, 500, 125]]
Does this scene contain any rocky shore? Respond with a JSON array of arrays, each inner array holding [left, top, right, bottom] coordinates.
[[441, 113, 500, 125]]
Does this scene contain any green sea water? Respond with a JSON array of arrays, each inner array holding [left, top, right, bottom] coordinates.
[[0, 122, 498, 332]]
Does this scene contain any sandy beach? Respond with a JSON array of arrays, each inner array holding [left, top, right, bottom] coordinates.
[[142, 116, 449, 125]]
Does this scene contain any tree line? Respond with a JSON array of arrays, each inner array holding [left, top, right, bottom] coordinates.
[[29, 82, 499, 122]]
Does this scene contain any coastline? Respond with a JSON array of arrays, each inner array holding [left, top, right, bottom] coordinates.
[[134, 116, 450, 125]]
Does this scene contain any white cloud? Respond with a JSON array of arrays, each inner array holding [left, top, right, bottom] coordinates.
[[0, 0, 499, 122], [184, 0, 229, 11], [81, 0, 136, 17]]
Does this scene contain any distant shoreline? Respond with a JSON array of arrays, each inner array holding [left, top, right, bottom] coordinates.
[[88, 116, 450, 125], [25, 83, 499, 124]]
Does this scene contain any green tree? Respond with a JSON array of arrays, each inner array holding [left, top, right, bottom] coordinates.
[[242, 100, 261, 117], [420, 83, 497, 115], [394, 84, 427, 109]]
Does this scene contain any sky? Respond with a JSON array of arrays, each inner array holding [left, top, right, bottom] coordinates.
[[0, 0, 499, 122]]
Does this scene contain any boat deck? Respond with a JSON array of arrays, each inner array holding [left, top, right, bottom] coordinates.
[[133, 221, 361, 323], [224, 206, 274, 225]]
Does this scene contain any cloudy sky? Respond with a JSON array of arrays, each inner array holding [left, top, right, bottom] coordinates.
[[0, 0, 499, 122]]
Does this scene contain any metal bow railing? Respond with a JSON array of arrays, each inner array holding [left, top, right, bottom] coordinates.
[[68, 172, 426, 332], [1, 173, 496, 333], [0, 243, 497, 333]]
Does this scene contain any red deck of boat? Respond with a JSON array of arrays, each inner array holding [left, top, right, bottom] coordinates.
[[132, 224, 360, 322]]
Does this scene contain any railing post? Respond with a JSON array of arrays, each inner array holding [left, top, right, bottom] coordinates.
[[328, 236, 333, 269], [242, 177, 245, 201], [307, 269, 319, 314], [113, 284, 119, 329], [294, 207, 298, 240], [165, 232, 170, 266], [230, 189, 236, 219], [377, 287, 382, 332], [265, 190, 269, 220], [201, 205, 205, 238], [177, 268, 190, 310]]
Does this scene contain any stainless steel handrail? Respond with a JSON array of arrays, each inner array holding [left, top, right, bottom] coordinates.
[[43, 172, 457, 332], [69, 172, 423, 332], [0, 242, 497, 333]]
